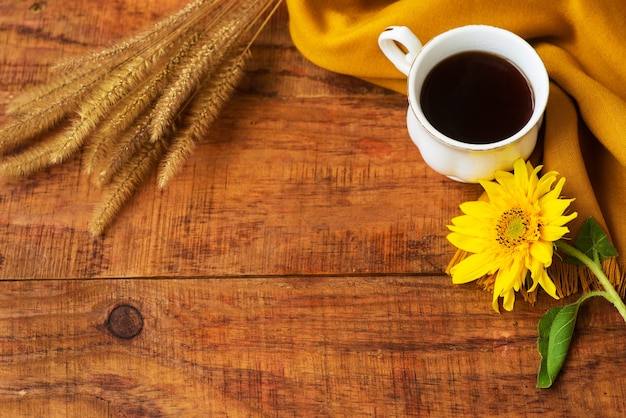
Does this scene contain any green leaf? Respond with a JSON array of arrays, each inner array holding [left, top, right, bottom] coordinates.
[[571, 217, 618, 263], [537, 302, 581, 388]]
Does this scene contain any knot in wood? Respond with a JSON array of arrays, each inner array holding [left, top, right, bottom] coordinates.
[[107, 304, 144, 340]]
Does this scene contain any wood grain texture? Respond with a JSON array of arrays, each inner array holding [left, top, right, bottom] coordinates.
[[0, 1, 625, 417], [1, 278, 625, 417]]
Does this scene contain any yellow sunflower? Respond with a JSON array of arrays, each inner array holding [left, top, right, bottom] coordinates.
[[447, 159, 577, 312]]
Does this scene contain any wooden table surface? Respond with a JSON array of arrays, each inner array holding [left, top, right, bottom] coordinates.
[[1, 1, 625, 416]]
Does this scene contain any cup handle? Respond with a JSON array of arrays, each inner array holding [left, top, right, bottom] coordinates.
[[378, 26, 423, 76]]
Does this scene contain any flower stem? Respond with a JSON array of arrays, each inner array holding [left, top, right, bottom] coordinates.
[[556, 240, 626, 322]]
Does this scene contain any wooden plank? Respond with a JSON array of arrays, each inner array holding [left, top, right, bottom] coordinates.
[[1, 277, 625, 417]]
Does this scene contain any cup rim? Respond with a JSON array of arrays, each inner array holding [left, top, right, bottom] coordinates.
[[406, 25, 549, 151]]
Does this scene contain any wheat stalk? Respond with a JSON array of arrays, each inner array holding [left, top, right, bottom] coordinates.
[[90, 137, 168, 236], [0, 103, 72, 155], [96, 113, 159, 187], [148, 1, 265, 143], [82, 32, 204, 175], [52, 0, 211, 73], [0, 0, 283, 235], [6, 59, 109, 117], [0, 130, 69, 177], [157, 49, 249, 189], [49, 55, 156, 165]]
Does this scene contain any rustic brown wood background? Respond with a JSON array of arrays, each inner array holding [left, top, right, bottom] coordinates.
[[1, 1, 625, 416]]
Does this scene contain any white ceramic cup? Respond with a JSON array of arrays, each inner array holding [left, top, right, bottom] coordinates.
[[378, 25, 549, 183]]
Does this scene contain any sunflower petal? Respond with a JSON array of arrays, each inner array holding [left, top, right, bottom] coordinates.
[[514, 159, 530, 192], [491, 257, 525, 312], [501, 288, 517, 311], [529, 261, 559, 300], [493, 170, 515, 194], [448, 220, 492, 239], [530, 239, 554, 265], [450, 251, 497, 284], [449, 213, 492, 230], [459, 200, 497, 219], [538, 177, 566, 205], [495, 254, 526, 294], [541, 201, 574, 223], [540, 224, 570, 242], [491, 293, 501, 312], [549, 212, 578, 227], [534, 171, 557, 200], [446, 231, 489, 253]]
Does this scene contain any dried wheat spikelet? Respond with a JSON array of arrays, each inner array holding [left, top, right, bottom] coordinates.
[[91, 137, 169, 237], [148, 1, 265, 143], [158, 49, 249, 189], [96, 113, 155, 187], [51, 0, 209, 73], [0, 0, 283, 235], [82, 32, 204, 176]]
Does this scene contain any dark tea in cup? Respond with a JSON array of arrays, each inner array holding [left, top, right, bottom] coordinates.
[[419, 51, 534, 145]]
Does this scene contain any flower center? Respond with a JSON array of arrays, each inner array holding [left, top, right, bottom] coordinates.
[[496, 207, 538, 248]]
